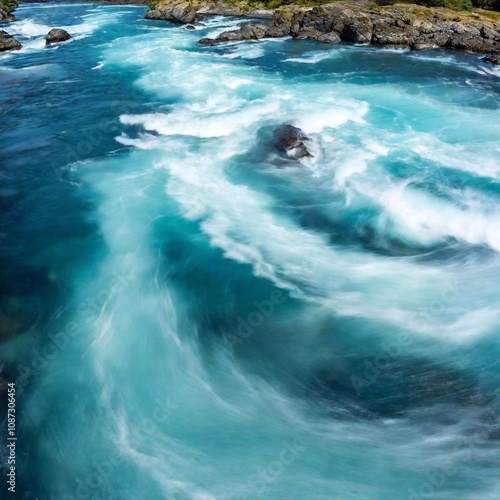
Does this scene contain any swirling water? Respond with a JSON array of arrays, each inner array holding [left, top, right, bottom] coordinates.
[[1, 2, 500, 499]]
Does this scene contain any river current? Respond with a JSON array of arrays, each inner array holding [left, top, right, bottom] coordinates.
[[1, 2, 500, 499]]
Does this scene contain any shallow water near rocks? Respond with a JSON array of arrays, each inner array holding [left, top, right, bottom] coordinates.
[[1, 3, 500, 499]]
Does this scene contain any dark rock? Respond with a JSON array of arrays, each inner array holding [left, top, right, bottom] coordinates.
[[171, 3, 197, 23], [341, 19, 373, 44], [152, 1, 500, 57], [145, 1, 197, 23], [372, 19, 414, 48], [411, 32, 450, 51], [232, 24, 267, 40], [479, 25, 499, 41], [144, 8, 162, 20], [0, 8, 13, 23], [198, 24, 269, 45], [446, 32, 496, 53], [198, 37, 217, 46], [271, 9, 294, 34], [265, 25, 290, 39], [316, 32, 341, 44], [184, 24, 196, 30], [287, 3, 499, 54], [215, 28, 245, 42], [325, 6, 372, 44], [45, 28, 71, 45], [0, 30, 21, 52], [272, 124, 313, 160], [289, 8, 332, 38], [482, 54, 500, 65], [246, 9, 274, 20], [288, 5, 372, 44]]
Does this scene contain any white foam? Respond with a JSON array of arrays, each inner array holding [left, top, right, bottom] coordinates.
[[284, 51, 339, 64], [219, 43, 265, 60], [296, 100, 368, 134], [15, 8, 500, 500], [8, 19, 52, 37], [409, 134, 500, 179], [121, 99, 280, 138], [104, 7, 500, 344], [350, 175, 500, 253], [5, 7, 125, 52]]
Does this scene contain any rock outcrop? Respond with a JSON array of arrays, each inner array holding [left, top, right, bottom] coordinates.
[[199, 23, 270, 45], [46, 28, 71, 45], [149, 1, 500, 57], [482, 53, 500, 64], [146, 0, 273, 23], [272, 124, 313, 160], [0, 0, 17, 22], [146, 0, 198, 23], [0, 8, 13, 22], [0, 30, 21, 51]]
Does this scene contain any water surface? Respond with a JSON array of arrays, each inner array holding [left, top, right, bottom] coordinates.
[[1, 3, 500, 499]]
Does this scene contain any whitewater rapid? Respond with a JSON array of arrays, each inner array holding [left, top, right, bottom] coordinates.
[[1, 3, 500, 500]]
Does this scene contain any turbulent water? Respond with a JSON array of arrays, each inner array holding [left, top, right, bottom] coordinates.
[[1, 2, 500, 499]]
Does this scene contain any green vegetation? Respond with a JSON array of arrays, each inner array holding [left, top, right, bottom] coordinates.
[[473, 0, 500, 10], [0, 0, 18, 13], [456, 0, 474, 10]]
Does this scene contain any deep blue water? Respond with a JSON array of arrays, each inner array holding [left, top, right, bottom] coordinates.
[[1, 3, 500, 499]]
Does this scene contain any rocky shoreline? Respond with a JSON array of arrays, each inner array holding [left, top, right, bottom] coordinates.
[[1, 1, 499, 61], [0, 29, 21, 49], [0, 0, 149, 52], [0, 9, 13, 22], [147, 0, 500, 61], [0, 0, 17, 23], [20, 0, 150, 3]]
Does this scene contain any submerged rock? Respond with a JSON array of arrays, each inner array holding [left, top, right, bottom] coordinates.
[[45, 28, 71, 45], [272, 124, 313, 160], [0, 30, 21, 52]]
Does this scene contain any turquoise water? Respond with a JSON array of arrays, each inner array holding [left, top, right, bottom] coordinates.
[[1, 3, 500, 499]]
